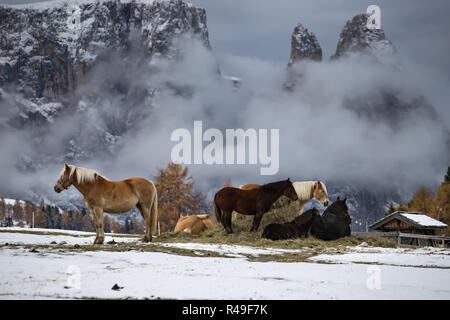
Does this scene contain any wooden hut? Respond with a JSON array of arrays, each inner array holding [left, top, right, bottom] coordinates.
[[369, 211, 448, 246]]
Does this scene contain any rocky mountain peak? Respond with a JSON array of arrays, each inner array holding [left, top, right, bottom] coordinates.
[[331, 14, 395, 60], [288, 23, 322, 66]]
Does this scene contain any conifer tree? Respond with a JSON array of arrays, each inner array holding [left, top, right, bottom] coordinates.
[[155, 162, 209, 232], [444, 166, 450, 183], [23, 201, 35, 227], [62, 211, 72, 229], [12, 199, 23, 221], [34, 206, 47, 228], [408, 186, 437, 217], [436, 181, 450, 235], [385, 203, 395, 216], [0, 198, 6, 221]]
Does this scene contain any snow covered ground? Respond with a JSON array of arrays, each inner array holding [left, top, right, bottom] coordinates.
[[0, 228, 449, 299]]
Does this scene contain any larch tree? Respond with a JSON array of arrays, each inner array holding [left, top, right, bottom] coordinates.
[[408, 186, 437, 218], [34, 206, 48, 228], [12, 200, 23, 221], [62, 211, 72, 229], [0, 198, 6, 221], [436, 181, 450, 235], [23, 201, 35, 227], [155, 162, 209, 232]]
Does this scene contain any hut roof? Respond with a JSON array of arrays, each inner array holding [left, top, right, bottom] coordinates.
[[369, 211, 448, 230]]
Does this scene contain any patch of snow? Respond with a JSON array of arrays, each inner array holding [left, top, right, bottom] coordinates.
[[1, 245, 449, 299], [3, 198, 25, 206], [0, 227, 139, 238], [309, 245, 450, 268], [1, 230, 450, 299], [0, 231, 137, 246], [3, 0, 162, 11]]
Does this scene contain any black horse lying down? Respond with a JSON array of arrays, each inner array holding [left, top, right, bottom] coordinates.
[[262, 208, 320, 240], [310, 197, 351, 241]]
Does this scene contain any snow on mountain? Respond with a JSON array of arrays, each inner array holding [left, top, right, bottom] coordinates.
[[288, 23, 322, 66], [3, 198, 25, 206], [331, 13, 396, 61], [0, 0, 210, 102]]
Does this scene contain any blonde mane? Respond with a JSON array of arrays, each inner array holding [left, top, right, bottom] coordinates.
[[293, 181, 328, 201], [59, 164, 108, 184]]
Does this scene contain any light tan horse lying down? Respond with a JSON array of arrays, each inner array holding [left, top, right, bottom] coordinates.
[[240, 181, 329, 213], [174, 214, 215, 235], [54, 163, 158, 244]]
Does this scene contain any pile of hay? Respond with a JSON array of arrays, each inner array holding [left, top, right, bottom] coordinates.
[[155, 196, 397, 249], [231, 196, 300, 232], [156, 225, 396, 250]]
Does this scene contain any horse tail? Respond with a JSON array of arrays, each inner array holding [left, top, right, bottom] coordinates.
[[150, 187, 158, 235], [214, 193, 223, 224]]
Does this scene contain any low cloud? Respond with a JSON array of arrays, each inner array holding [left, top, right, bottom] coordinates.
[[0, 37, 448, 206]]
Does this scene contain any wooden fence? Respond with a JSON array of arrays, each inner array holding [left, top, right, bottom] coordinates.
[[352, 231, 450, 247]]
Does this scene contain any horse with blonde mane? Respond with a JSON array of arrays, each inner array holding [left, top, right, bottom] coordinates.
[[240, 180, 329, 213], [54, 163, 158, 244], [174, 214, 215, 235]]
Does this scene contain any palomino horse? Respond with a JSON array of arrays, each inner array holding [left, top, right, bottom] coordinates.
[[54, 163, 158, 244], [215, 179, 298, 233], [174, 214, 215, 235], [240, 180, 329, 213]]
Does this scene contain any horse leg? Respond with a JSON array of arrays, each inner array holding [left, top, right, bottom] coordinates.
[[223, 210, 233, 234], [250, 211, 264, 232], [93, 207, 105, 245], [137, 204, 152, 243]]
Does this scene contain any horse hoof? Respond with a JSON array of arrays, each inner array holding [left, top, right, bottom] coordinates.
[[142, 236, 152, 243], [94, 237, 104, 245]]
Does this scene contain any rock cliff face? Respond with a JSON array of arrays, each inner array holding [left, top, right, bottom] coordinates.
[[288, 23, 322, 66], [0, 0, 213, 167], [331, 13, 395, 60], [0, 0, 210, 103]]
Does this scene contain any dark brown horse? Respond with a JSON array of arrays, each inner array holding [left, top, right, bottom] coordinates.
[[310, 197, 351, 240], [262, 208, 320, 240], [214, 178, 298, 233]]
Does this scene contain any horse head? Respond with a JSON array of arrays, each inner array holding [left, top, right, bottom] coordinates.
[[54, 163, 73, 193], [327, 196, 351, 223], [313, 181, 329, 207], [283, 178, 298, 201]]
